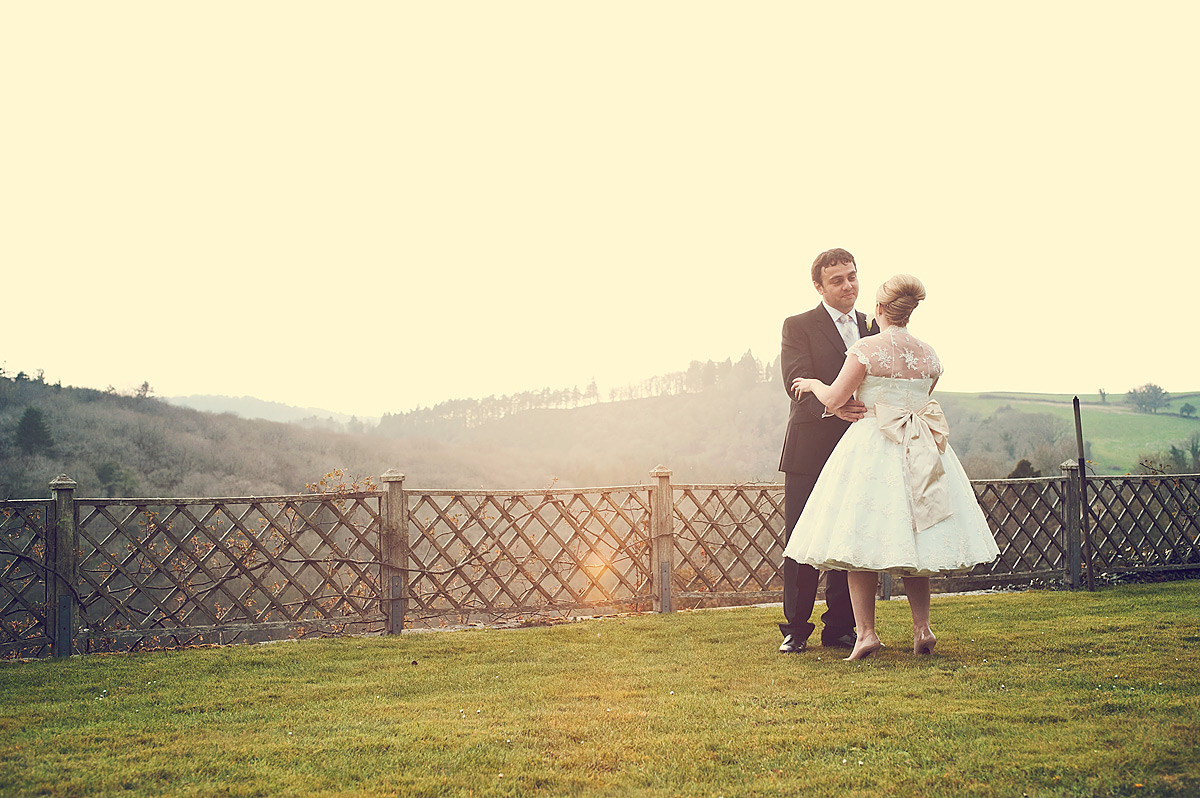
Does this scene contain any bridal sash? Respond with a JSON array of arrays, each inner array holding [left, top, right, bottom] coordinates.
[[869, 399, 952, 532]]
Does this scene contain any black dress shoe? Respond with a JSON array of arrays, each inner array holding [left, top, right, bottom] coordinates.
[[778, 634, 807, 654], [777, 633, 806, 652], [821, 632, 857, 649]]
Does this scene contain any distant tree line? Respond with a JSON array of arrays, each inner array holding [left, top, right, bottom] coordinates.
[[608, 350, 771, 402], [377, 351, 774, 437], [0, 365, 403, 500], [4, 359, 1192, 501]]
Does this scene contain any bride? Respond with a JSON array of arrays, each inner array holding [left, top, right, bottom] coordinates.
[[783, 274, 999, 661]]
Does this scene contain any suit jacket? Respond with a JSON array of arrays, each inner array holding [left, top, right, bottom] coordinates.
[[778, 304, 876, 475]]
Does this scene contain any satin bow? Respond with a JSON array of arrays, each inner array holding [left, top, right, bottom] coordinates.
[[875, 400, 952, 532]]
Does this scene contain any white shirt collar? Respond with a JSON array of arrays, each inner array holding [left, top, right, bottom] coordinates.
[[822, 301, 856, 325]]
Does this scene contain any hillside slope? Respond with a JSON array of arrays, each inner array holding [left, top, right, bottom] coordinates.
[[2, 374, 1195, 500]]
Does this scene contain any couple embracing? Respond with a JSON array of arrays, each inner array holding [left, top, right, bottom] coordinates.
[[776, 248, 999, 661]]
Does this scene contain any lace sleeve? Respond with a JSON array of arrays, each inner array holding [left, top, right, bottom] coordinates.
[[847, 339, 871, 367], [925, 343, 944, 378]]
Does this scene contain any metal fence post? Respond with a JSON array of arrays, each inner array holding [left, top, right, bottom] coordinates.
[[650, 466, 674, 613], [1060, 461, 1082, 590], [381, 470, 408, 635], [49, 475, 78, 657]]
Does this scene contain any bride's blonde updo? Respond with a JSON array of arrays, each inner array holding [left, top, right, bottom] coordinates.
[[875, 274, 926, 326]]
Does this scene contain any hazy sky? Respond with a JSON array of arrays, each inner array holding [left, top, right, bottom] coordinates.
[[5, 3, 1197, 418]]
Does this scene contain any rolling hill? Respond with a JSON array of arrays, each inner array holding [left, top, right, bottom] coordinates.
[[2, 371, 1196, 501]]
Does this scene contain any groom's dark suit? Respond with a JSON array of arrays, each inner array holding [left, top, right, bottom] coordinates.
[[778, 303, 876, 643]]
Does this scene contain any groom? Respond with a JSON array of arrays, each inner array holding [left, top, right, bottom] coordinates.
[[777, 247, 876, 653]]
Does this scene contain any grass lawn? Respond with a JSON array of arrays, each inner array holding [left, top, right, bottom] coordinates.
[[2, 582, 1199, 797]]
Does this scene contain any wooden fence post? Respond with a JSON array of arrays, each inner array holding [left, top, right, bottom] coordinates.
[[381, 470, 408, 635], [49, 474, 78, 657], [650, 466, 674, 613], [1060, 460, 1082, 590]]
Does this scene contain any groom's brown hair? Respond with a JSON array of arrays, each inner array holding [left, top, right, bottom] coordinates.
[[810, 248, 856, 285]]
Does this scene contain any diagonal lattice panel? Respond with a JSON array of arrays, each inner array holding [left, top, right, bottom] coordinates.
[[672, 484, 786, 596], [175, 503, 282, 625], [227, 497, 383, 622], [1089, 481, 1154, 569], [1146, 476, 1200, 563], [258, 498, 383, 619], [310, 495, 384, 615], [0, 501, 52, 659], [75, 503, 210, 634], [405, 489, 652, 619], [405, 487, 653, 625], [407, 494, 504, 612], [1087, 475, 1200, 573], [971, 479, 1066, 579], [475, 494, 601, 608], [73, 493, 384, 652], [560, 492, 649, 596], [1089, 480, 1159, 569]]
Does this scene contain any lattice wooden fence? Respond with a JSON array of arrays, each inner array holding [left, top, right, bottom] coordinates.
[[403, 484, 655, 626], [1086, 473, 1200, 577], [0, 500, 52, 659], [3, 465, 1198, 658], [71, 490, 386, 654], [1, 476, 388, 658], [672, 483, 786, 605], [964, 476, 1069, 589]]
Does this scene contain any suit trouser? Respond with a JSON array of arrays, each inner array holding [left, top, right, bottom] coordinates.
[[779, 471, 856, 641]]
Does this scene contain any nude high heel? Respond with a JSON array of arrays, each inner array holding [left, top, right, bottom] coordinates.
[[913, 632, 937, 655], [845, 638, 883, 661]]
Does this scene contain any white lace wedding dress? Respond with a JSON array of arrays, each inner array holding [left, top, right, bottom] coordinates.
[[782, 326, 1000, 575]]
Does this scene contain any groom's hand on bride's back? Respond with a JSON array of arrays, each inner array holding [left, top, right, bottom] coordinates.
[[829, 398, 867, 422]]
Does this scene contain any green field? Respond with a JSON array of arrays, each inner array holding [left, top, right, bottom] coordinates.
[[2, 583, 1198, 797], [940, 391, 1200, 474]]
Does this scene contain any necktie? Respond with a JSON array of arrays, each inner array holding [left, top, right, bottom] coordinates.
[[838, 314, 858, 349]]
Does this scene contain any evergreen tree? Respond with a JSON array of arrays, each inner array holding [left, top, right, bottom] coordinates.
[[96, 460, 138, 497], [733, 350, 761, 387], [1006, 459, 1042, 479], [15, 406, 54, 454]]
